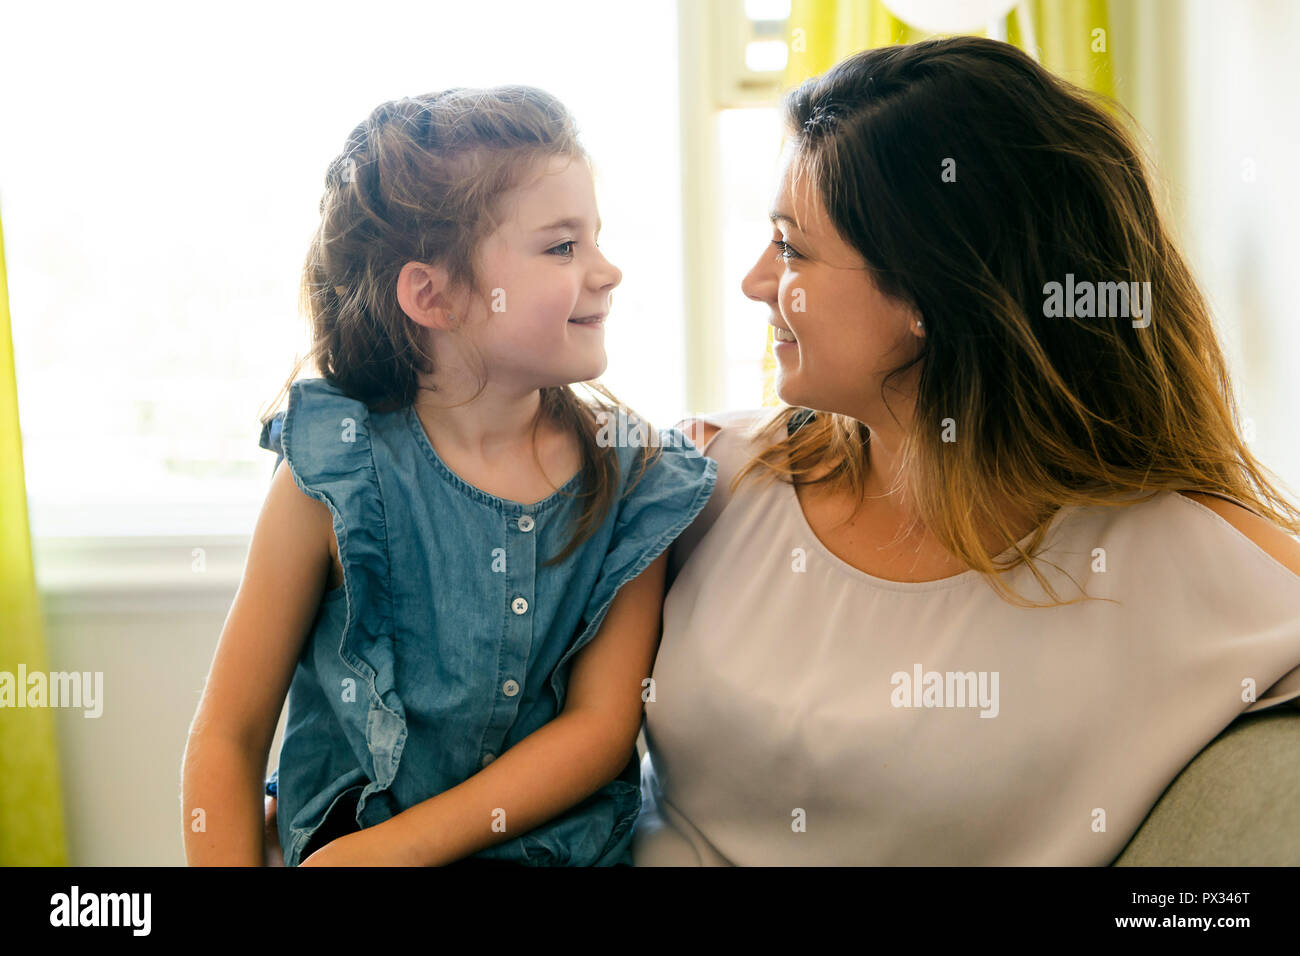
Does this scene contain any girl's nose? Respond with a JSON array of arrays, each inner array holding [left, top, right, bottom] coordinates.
[[741, 243, 776, 304], [593, 247, 622, 290]]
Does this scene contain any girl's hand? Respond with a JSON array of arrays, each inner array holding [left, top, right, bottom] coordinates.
[[297, 824, 425, 867], [264, 795, 283, 867]]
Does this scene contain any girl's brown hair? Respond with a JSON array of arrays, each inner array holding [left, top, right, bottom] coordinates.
[[261, 86, 659, 566], [731, 36, 1300, 607]]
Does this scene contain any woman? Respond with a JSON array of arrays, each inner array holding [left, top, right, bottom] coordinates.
[[632, 36, 1300, 866]]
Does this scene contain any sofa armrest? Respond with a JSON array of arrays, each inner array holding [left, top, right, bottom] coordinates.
[[1112, 706, 1300, 865]]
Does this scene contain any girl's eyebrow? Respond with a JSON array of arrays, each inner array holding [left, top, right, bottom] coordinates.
[[534, 216, 602, 235]]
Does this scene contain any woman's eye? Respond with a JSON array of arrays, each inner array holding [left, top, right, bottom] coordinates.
[[771, 239, 800, 261], [548, 241, 576, 257]]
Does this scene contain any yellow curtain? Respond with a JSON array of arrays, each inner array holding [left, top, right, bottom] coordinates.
[[763, 0, 1114, 405], [0, 204, 69, 865]]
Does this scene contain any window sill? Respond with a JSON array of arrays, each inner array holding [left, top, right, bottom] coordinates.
[[33, 534, 249, 616]]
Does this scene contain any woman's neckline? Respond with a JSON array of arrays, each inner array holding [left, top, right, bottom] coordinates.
[[784, 477, 1074, 591], [405, 405, 583, 513]]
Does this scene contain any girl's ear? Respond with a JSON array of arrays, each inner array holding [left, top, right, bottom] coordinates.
[[397, 260, 458, 331]]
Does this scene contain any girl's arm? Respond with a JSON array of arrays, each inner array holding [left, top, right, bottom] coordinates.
[[301, 549, 669, 867], [181, 460, 336, 865]]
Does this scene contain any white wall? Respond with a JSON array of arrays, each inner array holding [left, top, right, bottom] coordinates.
[[1177, 0, 1300, 495], [38, 545, 285, 866], [1116, 0, 1300, 495]]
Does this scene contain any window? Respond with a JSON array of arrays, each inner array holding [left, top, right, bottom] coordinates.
[[677, 0, 791, 416], [718, 106, 784, 409], [1, 0, 684, 542]]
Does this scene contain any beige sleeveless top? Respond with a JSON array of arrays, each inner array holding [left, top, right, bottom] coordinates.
[[633, 408, 1300, 865]]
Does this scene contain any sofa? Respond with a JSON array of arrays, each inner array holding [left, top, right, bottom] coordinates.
[[1111, 704, 1300, 864]]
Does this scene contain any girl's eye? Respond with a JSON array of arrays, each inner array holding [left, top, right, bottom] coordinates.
[[771, 239, 800, 261], [548, 241, 576, 257]]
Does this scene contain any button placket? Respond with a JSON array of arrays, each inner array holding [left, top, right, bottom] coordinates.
[[485, 509, 537, 768], [509, 510, 535, 616]]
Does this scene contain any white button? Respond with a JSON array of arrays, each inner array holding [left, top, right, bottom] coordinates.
[[517, 515, 535, 532], [482, 753, 495, 767], [511, 596, 528, 614], [503, 679, 519, 697]]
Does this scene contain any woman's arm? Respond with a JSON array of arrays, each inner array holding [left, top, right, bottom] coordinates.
[[300, 550, 670, 867], [181, 460, 335, 865]]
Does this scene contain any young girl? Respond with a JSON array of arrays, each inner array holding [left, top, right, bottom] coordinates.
[[180, 86, 717, 867]]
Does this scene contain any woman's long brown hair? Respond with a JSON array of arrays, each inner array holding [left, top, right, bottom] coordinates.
[[731, 36, 1300, 608], [261, 87, 659, 567]]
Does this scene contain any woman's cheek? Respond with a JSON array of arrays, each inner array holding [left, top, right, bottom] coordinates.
[[776, 273, 793, 313], [779, 275, 807, 321]]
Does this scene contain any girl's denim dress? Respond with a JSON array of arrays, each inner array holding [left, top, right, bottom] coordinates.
[[258, 377, 717, 867]]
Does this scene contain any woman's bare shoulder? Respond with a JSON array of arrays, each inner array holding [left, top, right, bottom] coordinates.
[[664, 411, 775, 582], [1176, 491, 1300, 579], [672, 407, 783, 457], [674, 418, 723, 454]]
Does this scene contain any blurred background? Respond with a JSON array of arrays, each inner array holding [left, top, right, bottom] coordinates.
[[2, 0, 1297, 864]]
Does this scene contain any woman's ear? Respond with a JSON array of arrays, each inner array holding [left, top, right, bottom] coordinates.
[[397, 260, 458, 331], [908, 309, 925, 338]]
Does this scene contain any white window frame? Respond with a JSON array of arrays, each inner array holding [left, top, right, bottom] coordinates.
[[676, 0, 787, 418]]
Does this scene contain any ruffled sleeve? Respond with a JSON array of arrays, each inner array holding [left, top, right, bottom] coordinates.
[[258, 410, 287, 474], [548, 428, 718, 708], [258, 378, 405, 794]]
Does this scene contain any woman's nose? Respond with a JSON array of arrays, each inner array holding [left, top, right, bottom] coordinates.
[[741, 244, 776, 303]]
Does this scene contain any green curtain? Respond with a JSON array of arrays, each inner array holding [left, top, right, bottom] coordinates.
[[783, 0, 1113, 93], [761, 0, 1114, 404], [0, 204, 69, 865]]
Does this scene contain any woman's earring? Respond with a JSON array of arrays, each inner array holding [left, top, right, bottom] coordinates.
[[914, 318, 924, 332]]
